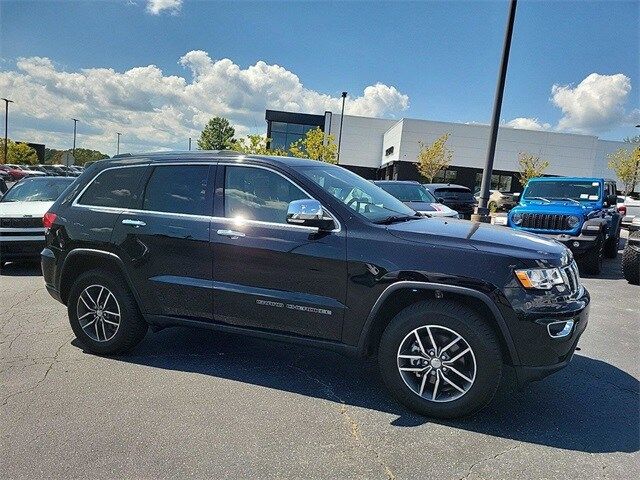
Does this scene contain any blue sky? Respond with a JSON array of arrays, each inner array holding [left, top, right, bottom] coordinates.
[[0, 0, 638, 153]]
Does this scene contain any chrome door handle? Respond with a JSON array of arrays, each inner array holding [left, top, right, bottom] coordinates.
[[217, 229, 245, 239], [122, 219, 146, 227]]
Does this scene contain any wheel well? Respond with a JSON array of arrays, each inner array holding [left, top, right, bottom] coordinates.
[[363, 288, 513, 365], [59, 253, 125, 304]]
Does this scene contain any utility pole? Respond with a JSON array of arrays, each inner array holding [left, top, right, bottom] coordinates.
[[116, 132, 121, 155], [72, 118, 78, 166], [188, 137, 192, 151], [473, 0, 518, 222], [2, 98, 13, 164], [337, 91, 347, 164]]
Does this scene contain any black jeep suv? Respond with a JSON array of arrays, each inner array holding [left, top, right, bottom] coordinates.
[[42, 152, 589, 418]]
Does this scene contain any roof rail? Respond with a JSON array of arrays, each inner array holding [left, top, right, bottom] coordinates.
[[111, 153, 133, 158]]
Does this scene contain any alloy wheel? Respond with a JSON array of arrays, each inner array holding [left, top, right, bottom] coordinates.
[[397, 325, 476, 402], [76, 284, 121, 342]]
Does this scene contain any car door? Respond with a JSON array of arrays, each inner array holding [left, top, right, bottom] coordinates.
[[210, 163, 347, 341], [112, 163, 214, 321]]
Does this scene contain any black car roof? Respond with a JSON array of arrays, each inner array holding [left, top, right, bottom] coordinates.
[[100, 151, 327, 169]]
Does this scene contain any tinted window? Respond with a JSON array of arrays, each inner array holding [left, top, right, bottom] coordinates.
[[143, 165, 209, 215], [78, 167, 141, 208], [377, 183, 436, 203], [1, 177, 74, 203], [224, 166, 308, 224], [523, 181, 602, 202]]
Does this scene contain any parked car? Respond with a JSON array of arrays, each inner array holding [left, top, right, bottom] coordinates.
[[622, 231, 639, 285], [41, 152, 589, 419], [473, 188, 518, 212], [374, 180, 459, 218], [40, 165, 67, 176], [0, 164, 29, 181], [17, 165, 47, 176], [423, 184, 477, 219], [0, 176, 75, 266], [618, 195, 640, 231], [508, 177, 621, 275]]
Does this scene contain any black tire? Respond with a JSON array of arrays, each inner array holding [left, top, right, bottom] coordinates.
[[603, 227, 620, 259], [67, 269, 147, 355], [580, 237, 603, 275], [622, 233, 640, 285], [378, 300, 502, 419]]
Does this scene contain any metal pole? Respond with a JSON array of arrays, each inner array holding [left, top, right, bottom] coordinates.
[[72, 118, 78, 167], [337, 91, 347, 164], [188, 137, 192, 151], [2, 98, 13, 164], [116, 132, 121, 155], [473, 0, 518, 222]]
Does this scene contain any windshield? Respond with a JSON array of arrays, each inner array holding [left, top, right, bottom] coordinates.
[[377, 183, 437, 203], [1, 178, 74, 202], [523, 180, 602, 202], [298, 165, 417, 222]]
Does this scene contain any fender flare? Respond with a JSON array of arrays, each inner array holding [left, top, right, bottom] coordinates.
[[59, 248, 142, 308], [357, 281, 520, 365]]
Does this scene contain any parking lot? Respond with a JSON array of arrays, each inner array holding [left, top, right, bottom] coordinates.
[[1, 239, 638, 479]]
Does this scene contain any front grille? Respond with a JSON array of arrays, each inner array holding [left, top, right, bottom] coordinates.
[[562, 261, 580, 295], [521, 213, 571, 231], [0, 217, 43, 228]]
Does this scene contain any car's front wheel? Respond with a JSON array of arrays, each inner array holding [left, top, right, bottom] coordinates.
[[67, 269, 147, 355], [378, 300, 502, 418]]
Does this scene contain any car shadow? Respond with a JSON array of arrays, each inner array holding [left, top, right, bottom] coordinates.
[[0, 261, 42, 277], [81, 325, 639, 454]]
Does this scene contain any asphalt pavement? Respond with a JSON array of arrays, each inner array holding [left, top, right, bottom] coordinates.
[[1, 239, 638, 479]]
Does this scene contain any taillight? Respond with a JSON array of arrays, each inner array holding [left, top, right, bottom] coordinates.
[[43, 212, 57, 229], [618, 205, 627, 216]]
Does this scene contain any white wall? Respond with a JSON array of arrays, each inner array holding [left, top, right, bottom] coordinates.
[[327, 114, 396, 168]]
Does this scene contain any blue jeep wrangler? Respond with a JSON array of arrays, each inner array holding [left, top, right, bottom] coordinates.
[[508, 177, 621, 275]]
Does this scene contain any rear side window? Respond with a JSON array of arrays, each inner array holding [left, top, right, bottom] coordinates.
[[78, 167, 141, 208], [143, 165, 209, 215]]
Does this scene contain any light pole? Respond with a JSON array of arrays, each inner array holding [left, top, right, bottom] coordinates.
[[116, 132, 122, 155], [2, 98, 13, 164], [188, 137, 192, 151], [473, 0, 518, 222], [337, 91, 347, 164], [72, 118, 78, 166]]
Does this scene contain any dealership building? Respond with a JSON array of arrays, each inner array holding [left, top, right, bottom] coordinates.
[[265, 109, 630, 193]]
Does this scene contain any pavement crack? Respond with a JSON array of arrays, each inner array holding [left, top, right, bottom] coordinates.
[[459, 445, 520, 480], [292, 364, 396, 480]]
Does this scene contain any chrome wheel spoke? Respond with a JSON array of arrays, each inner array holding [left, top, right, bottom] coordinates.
[[80, 294, 94, 312], [84, 289, 98, 308], [82, 317, 96, 330], [431, 370, 441, 400], [444, 347, 470, 364], [440, 335, 461, 355], [95, 286, 105, 309], [102, 318, 119, 327], [398, 355, 426, 361], [419, 367, 432, 396], [78, 311, 94, 320], [399, 366, 428, 372], [426, 326, 438, 354], [94, 320, 100, 341], [101, 320, 107, 340], [441, 372, 465, 393], [447, 365, 473, 383], [103, 311, 119, 318], [413, 331, 427, 356]]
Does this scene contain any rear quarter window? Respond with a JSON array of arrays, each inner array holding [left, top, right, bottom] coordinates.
[[77, 167, 142, 208]]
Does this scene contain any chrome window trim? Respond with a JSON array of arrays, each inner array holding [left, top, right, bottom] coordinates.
[[70, 160, 342, 234]]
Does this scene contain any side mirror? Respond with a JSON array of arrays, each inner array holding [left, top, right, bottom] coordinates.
[[286, 199, 335, 231]]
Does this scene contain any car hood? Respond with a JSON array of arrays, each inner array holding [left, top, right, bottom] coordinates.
[[386, 217, 567, 264], [513, 201, 595, 216], [404, 201, 457, 217], [0, 201, 54, 218]]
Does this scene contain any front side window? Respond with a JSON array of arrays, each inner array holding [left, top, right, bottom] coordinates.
[[143, 165, 209, 215], [224, 166, 308, 224], [298, 165, 416, 222], [78, 167, 141, 208], [523, 181, 602, 202]]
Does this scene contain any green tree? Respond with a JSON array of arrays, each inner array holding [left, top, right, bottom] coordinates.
[[608, 146, 640, 197], [71, 148, 110, 165], [230, 134, 288, 156], [289, 127, 337, 163], [415, 133, 453, 182], [198, 116, 235, 150], [517, 152, 549, 186], [1, 139, 39, 165]]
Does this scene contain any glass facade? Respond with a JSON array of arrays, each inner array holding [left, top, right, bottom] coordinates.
[[433, 169, 458, 183], [269, 121, 319, 150], [474, 172, 513, 192]]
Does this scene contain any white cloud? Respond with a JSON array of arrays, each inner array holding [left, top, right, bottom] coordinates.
[[0, 52, 409, 154], [551, 73, 634, 134], [146, 0, 182, 15], [504, 117, 551, 131]]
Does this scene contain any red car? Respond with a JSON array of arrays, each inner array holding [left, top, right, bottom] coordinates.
[[0, 164, 29, 181]]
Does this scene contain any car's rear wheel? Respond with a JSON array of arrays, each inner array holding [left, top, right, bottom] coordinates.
[[622, 232, 640, 285], [378, 300, 502, 418], [68, 269, 147, 354]]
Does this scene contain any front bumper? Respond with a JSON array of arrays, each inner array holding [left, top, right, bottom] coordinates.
[[541, 232, 600, 257], [0, 239, 46, 261]]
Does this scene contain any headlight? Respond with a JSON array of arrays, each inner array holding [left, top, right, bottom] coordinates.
[[515, 267, 564, 289], [632, 217, 640, 226], [511, 213, 523, 225], [567, 215, 580, 228]]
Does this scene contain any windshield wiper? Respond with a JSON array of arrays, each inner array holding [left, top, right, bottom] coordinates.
[[374, 214, 422, 225], [527, 196, 550, 203], [555, 197, 580, 204]]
